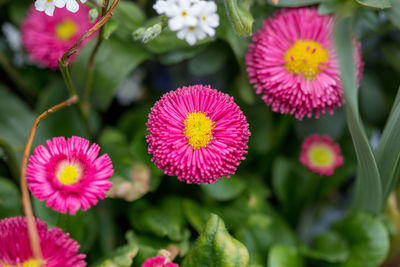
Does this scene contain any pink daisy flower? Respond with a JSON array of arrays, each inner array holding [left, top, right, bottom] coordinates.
[[0, 217, 86, 267], [300, 134, 344, 176], [245, 7, 363, 119], [21, 2, 95, 69], [141, 256, 179, 267], [26, 136, 114, 215], [146, 85, 250, 184]]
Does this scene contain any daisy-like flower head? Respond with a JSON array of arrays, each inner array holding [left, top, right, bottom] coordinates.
[[167, 0, 199, 31], [300, 134, 344, 176], [141, 256, 179, 267], [54, 0, 87, 13], [34, 0, 56, 16], [146, 85, 250, 184], [22, 2, 95, 69], [246, 7, 363, 120], [0, 217, 86, 267], [197, 0, 219, 37], [26, 136, 114, 215]]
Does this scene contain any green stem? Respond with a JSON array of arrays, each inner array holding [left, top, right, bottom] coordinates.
[[0, 138, 20, 182], [58, 60, 93, 137], [82, 0, 109, 117]]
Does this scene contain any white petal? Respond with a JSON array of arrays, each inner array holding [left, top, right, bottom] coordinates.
[[207, 14, 219, 27], [195, 28, 206, 40], [176, 28, 188, 39], [153, 1, 167, 14], [66, 0, 79, 12], [185, 32, 197, 45], [169, 16, 185, 31], [200, 24, 215, 36], [165, 4, 181, 17], [34, 0, 47, 11], [80, 0, 86, 2], [204, 1, 217, 13], [45, 4, 55, 16], [184, 16, 198, 26], [54, 0, 66, 8]]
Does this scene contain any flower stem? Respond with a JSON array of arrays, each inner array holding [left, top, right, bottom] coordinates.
[[20, 95, 78, 264], [58, 60, 92, 137], [61, 0, 120, 65], [82, 0, 110, 116]]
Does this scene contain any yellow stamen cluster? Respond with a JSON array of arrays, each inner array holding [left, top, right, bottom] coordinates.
[[55, 19, 78, 41], [308, 145, 334, 167], [284, 40, 329, 80], [184, 112, 215, 149], [59, 165, 79, 185], [2, 259, 41, 267]]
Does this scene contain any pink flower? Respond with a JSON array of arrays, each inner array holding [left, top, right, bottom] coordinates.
[[141, 256, 179, 267], [146, 85, 250, 184], [300, 134, 344, 176], [27, 136, 114, 215], [21, 3, 95, 69], [246, 7, 363, 119], [0, 217, 86, 267]]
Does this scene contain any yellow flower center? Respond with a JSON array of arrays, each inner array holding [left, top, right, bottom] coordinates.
[[181, 11, 187, 17], [284, 40, 329, 81], [2, 259, 41, 267], [188, 26, 196, 31], [308, 144, 334, 167], [184, 112, 215, 149], [59, 165, 79, 185], [55, 19, 78, 41], [47, 0, 52, 2]]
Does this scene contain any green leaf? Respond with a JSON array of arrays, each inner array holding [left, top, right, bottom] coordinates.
[[200, 175, 246, 201], [129, 197, 187, 241], [71, 38, 149, 110], [57, 212, 86, 245], [375, 86, 400, 206], [182, 214, 249, 267], [222, 0, 254, 36], [182, 199, 211, 233], [0, 177, 21, 217], [334, 18, 382, 214], [95, 242, 139, 267], [301, 231, 349, 263], [355, 0, 391, 9], [388, 0, 400, 29], [188, 45, 228, 77], [268, 245, 304, 267], [332, 212, 389, 267], [112, 0, 146, 40], [272, 0, 326, 7]]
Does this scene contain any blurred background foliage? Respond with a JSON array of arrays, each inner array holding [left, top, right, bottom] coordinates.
[[0, 0, 400, 266]]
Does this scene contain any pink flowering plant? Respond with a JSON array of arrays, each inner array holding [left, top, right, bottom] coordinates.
[[0, 0, 400, 266]]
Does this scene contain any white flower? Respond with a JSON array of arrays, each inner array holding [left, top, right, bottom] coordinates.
[[153, 0, 177, 15], [167, 0, 200, 31], [197, 1, 219, 37], [34, 0, 56, 16], [177, 25, 206, 45], [54, 0, 86, 13], [2, 23, 26, 66]]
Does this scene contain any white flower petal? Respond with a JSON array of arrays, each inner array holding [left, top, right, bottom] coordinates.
[[80, 0, 86, 2], [169, 16, 185, 31], [195, 28, 206, 40], [54, 0, 66, 8], [200, 24, 215, 36], [207, 14, 219, 27], [45, 5, 56, 16], [34, 0, 47, 11], [184, 16, 198, 26], [204, 1, 217, 13], [176, 28, 188, 39], [66, 0, 79, 13], [185, 32, 197, 45]]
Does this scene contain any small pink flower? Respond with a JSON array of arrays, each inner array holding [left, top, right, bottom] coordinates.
[[141, 256, 179, 267], [0, 217, 86, 267], [246, 7, 363, 119], [27, 136, 114, 215], [146, 85, 250, 184], [21, 3, 95, 69], [300, 134, 344, 176]]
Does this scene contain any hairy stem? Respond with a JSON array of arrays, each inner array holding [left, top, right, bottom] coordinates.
[[20, 95, 78, 263], [61, 0, 120, 65], [83, 0, 110, 115]]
